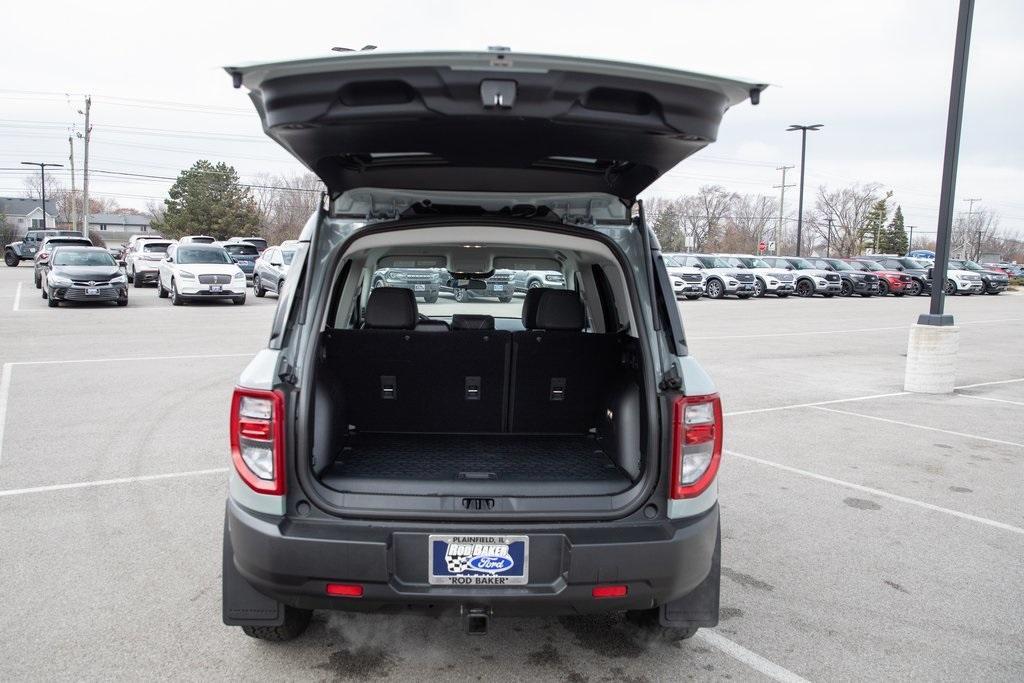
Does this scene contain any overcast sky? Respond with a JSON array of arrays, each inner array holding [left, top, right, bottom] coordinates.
[[3, 0, 1022, 235]]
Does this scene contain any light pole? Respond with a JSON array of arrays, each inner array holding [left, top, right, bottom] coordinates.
[[787, 124, 823, 256], [21, 162, 63, 229]]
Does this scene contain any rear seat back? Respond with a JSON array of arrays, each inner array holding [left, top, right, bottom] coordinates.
[[510, 290, 620, 433], [326, 288, 509, 433]]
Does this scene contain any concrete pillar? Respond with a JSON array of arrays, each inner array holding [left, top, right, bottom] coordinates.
[[904, 324, 960, 393]]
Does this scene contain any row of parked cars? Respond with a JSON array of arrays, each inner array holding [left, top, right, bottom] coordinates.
[[661, 253, 1015, 300], [5, 229, 297, 307]]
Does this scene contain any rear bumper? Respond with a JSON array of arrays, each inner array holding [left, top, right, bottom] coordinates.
[[225, 498, 719, 616]]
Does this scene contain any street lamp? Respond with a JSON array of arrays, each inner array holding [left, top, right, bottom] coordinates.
[[787, 124, 823, 256], [21, 161, 63, 229]]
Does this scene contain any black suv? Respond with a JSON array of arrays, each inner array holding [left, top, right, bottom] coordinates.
[[948, 259, 1009, 295], [221, 50, 763, 644]]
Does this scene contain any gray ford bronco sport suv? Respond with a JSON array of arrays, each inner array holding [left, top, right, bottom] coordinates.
[[222, 49, 764, 643]]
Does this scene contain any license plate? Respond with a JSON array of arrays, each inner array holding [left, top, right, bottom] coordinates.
[[210, 285, 222, 292], [414, 284, 426, 291], [492, 284, 504, 291], [429, 534, 528, 586], [86, 288, 99, 295]]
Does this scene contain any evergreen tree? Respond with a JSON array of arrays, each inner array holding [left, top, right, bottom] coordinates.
[[860, 190, 893, 252], [158, 160, 260, 239], [879, 205, 909, 254], [649, 198, 686, 252]]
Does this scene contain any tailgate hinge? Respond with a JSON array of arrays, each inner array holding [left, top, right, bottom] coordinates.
[[277, 359, 298, 386], [658, 364, 682, 391]]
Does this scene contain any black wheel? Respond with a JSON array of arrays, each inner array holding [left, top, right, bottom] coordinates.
[[685, 294, 701, 301], [47, 295, 59, 308], [422, 293, 438, 304], [705, 279, 724, 299], [4, 250, 19, 267], [943, 279, 956, 295], [157, 277, 168, 298], [753, 278, 766, 298], [117, 296, 128, 307], [624, 608, 699, 642], [240, 606, 312, 642], [253, 276, 265, 297], [232, 294, 246, 305], [878, 280, 890, 296], [34, 271, 41, 289], [905, 279, 922, 296], [453, 288, 468, 303], [527, 280, 543, 289], [127, 267, 134, 284], [795, 279, 815, 297], [840, 280, 853, 297], [133, 271, 144, 288], [41, 285, 48, 299], [170, 280, 184, 306], [498, 295, 513, 303]]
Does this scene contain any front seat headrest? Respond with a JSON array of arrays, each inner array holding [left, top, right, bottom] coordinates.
[[452, 314, 495, 331], [364, 287, 417, 329], [521, 288, 546, 329], [533, 289, 585, 331]]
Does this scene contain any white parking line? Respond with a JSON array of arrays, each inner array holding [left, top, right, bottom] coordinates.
[[956, 377, 1024, 389], [0, 364, 11, 468], [691, 317, 1024, 341], [12, 282, 22, 311], [697, 630, 811, 683], [0, 468, 229, 498], [958, 394, 1024, 407], [812, 406, 1024, 450], [727, 450, 1024, 535]]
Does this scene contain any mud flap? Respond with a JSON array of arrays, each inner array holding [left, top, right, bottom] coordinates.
[[660, 520, 720, 628], [222, 512, 285, 626]]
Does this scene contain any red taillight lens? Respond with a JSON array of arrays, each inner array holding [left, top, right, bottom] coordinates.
[[592, 585, 628, 599], [230, 387, 285, 495], [326, 583, 364, 597], [670, 394, 723, 499]]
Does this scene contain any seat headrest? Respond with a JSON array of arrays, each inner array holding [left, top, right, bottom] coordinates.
[[533, 289, 585, 331], [521, 288, 546, 329], [365, 287, 417, 329], [452, 314, 495, 331]]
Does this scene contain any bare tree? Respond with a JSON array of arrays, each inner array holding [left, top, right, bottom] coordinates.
[[680, 185, 736, 250], [719, 194, 778, 253], [811, 183, 883, 257], [952, 208, 999, 260]]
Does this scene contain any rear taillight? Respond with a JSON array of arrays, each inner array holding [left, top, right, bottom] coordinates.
[[39, 251, 49, 260], [670, 394, 723, 499], [230, 387, 285, 495]]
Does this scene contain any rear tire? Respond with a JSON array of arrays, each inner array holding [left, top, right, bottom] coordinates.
[[453, 288, 468, 303], [240, 606, 313, 642], [5, 251, 19, 267], [232, 294, 246, 305], [157, 278, 168, 298], [423, 293, 438, 304], [47, 296, 58, 308], [705, 279, 724, 299], [133, 272, 144, 288], [117, 296, 128, 307], [253, 277, 265, 297], [498, 295, 513, 303], [624, 608, 699, 642]]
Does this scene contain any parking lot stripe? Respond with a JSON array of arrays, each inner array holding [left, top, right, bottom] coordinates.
[[0, 467, 229, 498], [811, 406, 1024, 450], [11, 352, 255, 367], [958, 394, 1024, 407], [727, 450, 1024, 535], [12, 282, 22, 312], [955, 377, 1024, 389], [696, 630, 811, 683], [0, 363, 10, 467], [691, 317, 1024, 341], [725, 391, 909, 417]]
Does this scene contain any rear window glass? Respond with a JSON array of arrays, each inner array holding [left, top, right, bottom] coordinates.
[[142, 243, 170, 253], [281, 249, 297, 265], [224, 244, 259, 256], [243, 238, 268, 249]]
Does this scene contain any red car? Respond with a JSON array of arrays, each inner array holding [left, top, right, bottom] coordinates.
[[845, 259, 913, 296]]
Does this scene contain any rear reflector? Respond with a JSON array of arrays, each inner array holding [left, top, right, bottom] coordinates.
[[592, 585, 628, 599], [326, 583, 364, 597]]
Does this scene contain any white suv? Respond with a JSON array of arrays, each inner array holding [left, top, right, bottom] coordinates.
[[717, 254, 795, 298], [667, 253, 756, 299], [762, 256, 841, 298], [157, 243, 247, 305]]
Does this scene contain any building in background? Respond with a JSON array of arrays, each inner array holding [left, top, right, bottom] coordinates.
[[58, 213, 153, 246], [0, 197, 57, 234]]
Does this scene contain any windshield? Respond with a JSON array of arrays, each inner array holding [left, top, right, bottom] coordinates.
[[177, 247, 233, 265], [961, 260, 985, 271], [845, 261, 870, 271], [697, 256, 731, 269], [827, 260, 855, 271], [740, 257, 770, 268], [859, 260, 885, 271], [53, 250, 115, 267], [224, 244, 259, 256], [898, 258, 924, 269], [281, 249, 297, 265], [142, 243, 170, 253], [787, 258, 815, 270], [663, 254, 683, 267]]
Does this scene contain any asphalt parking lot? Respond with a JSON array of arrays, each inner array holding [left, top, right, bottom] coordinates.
[[1, 263, 1022, 681]]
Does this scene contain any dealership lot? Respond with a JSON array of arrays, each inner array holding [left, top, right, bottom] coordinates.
[[1, 264, 1022, 681]]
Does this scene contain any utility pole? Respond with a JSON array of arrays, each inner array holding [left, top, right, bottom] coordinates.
[[963, 197, 981, 259], [20, 161, 63, 228], [773, 165, 795, 255], [78, 96, 92, 236], [787, 124, 824, 256], [825, 216, 834, 257], [68, 136, 78, 233], [905, 225, 917, 254]]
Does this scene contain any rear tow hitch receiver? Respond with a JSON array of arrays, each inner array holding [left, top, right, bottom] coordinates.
[[463, 607, 490, 635]]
